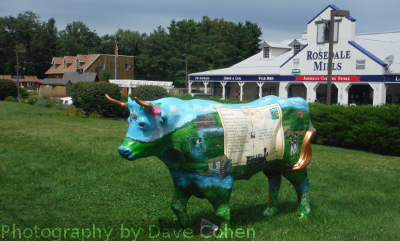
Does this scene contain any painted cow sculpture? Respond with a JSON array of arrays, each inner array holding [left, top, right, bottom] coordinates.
[[106, 94, 316, 232]]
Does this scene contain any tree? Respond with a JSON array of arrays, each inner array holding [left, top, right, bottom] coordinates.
[[167, 19, 199, 87], [99, 34, 115, 54], [114, 29, 147, 80], [223, 21, 262, 67], [137, 26, 171, 81], [0, 17, 14, 78], [57, 21, 101, 56], [115, 29, 147, 56], [196, 17, 236, 70], [100, 70, 113, 82], [0, 12, 59, 78]]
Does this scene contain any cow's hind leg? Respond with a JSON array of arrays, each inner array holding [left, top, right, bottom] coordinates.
[[206, 189, 232, 235], [282, 169, 310, 220], [171, 185, 193, 229], [263, 170, 282, 217], [201, 177, 233, 234]]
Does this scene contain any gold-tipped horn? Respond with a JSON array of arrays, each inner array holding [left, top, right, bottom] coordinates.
[[134, 97, 153, 110], [105, 94, 126, 108]]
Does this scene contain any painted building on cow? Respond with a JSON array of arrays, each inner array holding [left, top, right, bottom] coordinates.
[[189, 5, 400, 105]]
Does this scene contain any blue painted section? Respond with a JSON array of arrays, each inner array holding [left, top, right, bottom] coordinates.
[[280, 44, 308, 68], [189, 76, 280, 81], [169, 171, 234, 189], [384, 75, 400, 82], [124, 96, 310, 143], [190, 75, 384, 83], [348, 41, 387, 66], [269, 180, 282, 189], [278, 75, 384, 82], [307, 5, 356, 24], [293, 177, 310, 192]]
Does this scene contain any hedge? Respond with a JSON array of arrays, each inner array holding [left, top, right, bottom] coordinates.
[[0, 79, 18, 100], [70, 82, 123, 117], [309, 103, 400, 156], [129, 85, 169, 101]]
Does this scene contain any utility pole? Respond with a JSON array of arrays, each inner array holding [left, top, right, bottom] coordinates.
[[16, 50, 26, 103]]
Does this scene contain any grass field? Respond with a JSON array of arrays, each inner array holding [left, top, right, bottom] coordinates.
[[1, 101, 399, 240]]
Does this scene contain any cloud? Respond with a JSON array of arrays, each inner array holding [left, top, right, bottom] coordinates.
[[169, 105, 180, 115]]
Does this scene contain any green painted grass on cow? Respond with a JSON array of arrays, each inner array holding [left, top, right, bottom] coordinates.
[[1, 101, 399, 240]]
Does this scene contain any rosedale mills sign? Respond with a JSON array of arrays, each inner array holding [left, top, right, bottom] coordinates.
[[307, 50, 351, 71]]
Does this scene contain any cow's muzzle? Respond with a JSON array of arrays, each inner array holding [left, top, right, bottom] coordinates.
[[118, 145, 135, 160]]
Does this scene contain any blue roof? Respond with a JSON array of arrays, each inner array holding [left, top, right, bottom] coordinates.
[[348, 41, 387, 66], [307, 5, 356, 24], [280, 44, 308, 68]]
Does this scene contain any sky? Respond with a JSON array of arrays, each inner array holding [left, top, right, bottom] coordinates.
[[2, 0, 400, 42]]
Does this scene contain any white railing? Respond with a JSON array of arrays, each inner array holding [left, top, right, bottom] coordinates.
[[110, 79, 173, 88]]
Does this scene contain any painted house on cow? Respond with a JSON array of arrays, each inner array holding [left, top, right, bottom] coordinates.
[[189, 5, 400, 105]]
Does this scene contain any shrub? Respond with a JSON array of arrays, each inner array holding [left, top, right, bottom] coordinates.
[[0, 79, 18, 100], [309, 103, 400, 156], [53, 103, 67, 110], [70, 82, 121, 117], [129, 85, 169, 101], [44, 98, 58, 108], [121, 94, 129, 103], [34, 96, 58, 108], [35, 99, 46, 107], [19, 87, 29, 99], [100, 70, 113, 82], [5, 96, 16, 102], [60, 106, 86, 117], [27, 96, 39, 105], [89, 111, 103, 119]]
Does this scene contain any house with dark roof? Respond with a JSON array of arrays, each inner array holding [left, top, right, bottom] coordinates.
[[2, 75, 43, 89], [42, 72, 98, 96], [189, 5, 400, 105]]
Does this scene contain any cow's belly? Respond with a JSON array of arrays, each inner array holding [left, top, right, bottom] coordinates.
[[169, 171, 234, 198]]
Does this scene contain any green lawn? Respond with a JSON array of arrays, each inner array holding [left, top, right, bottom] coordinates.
[[1, 101, 399, 240]]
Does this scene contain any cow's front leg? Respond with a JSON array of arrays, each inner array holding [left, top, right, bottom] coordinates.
[[263, 170, 282, 216], [283, 170, 311, 220], [171, 185, 193, 229]]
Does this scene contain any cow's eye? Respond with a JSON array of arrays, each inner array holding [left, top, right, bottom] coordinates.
[[129, 110, 138, 124], [138, 122, 145, 128]]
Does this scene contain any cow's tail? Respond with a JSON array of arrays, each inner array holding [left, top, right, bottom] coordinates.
[[291, 129, 316, 172]]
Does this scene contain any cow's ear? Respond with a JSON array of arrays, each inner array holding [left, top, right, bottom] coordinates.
[[128, 97, 133, 102]]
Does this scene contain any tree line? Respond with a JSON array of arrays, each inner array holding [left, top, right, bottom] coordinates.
[[0, 11, 262, 86]]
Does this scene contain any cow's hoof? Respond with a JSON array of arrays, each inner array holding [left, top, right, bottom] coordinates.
[[263, 207, 277, 217], [299, 211, 309, 220]]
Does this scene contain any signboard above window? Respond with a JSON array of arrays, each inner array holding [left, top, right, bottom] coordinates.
[[316, 20, 340, 44]]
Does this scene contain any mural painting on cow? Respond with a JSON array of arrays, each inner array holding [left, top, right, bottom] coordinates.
[[106, 94, 316, 234]]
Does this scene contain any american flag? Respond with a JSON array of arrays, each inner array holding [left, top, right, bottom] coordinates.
[[115, 43, 118, 58]]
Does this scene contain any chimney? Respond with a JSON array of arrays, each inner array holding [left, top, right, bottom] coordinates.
[[78, 68, 83, 74]]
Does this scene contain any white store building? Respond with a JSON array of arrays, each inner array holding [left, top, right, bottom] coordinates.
[[189, 5, 400, 105]]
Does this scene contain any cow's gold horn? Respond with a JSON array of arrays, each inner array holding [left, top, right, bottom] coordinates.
[[105, 94, 126, 108], [134, 97, 153, 110]]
